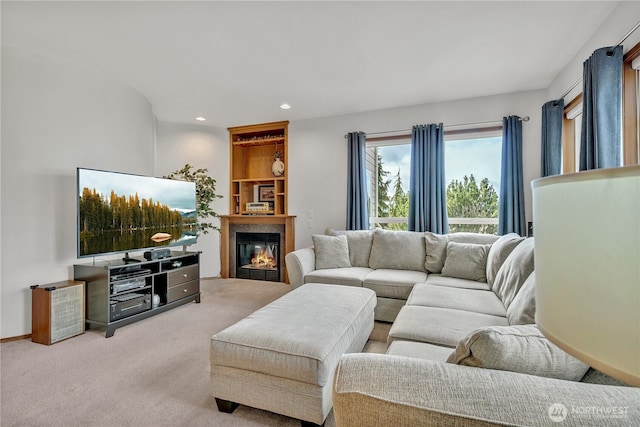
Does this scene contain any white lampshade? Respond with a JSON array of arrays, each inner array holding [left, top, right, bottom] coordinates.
[[532, 165, 640, 387]]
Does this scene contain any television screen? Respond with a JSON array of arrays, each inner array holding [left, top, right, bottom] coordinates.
[[77, 168, 197, 258]]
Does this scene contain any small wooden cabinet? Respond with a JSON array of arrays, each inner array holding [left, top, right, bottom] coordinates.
[[228, 121, 288, 216], [31, 280, 85, 345]]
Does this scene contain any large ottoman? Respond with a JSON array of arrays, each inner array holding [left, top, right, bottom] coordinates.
[[210, 283, 376, 426]]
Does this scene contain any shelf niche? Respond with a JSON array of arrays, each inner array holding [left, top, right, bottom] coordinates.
[[228, 121, 288, 216]]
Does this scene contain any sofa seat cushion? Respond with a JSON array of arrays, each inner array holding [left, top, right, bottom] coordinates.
[[388, 305, 509, 348], [304, 267, 373, 287], [363, 269, 427, 299], [406, 283, 506, 317], [425, 274, 491, 291], [386, 340, 453, 362], [447, 325, 590, 382]]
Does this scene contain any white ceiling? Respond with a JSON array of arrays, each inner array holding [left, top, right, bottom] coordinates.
[[1, 1, 621, 128]]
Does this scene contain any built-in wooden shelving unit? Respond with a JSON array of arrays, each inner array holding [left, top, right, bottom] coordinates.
[[228, 121, 288, 216]]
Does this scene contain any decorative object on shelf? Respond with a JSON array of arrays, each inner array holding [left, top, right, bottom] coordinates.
[[165, 164, 223, 234], [272, 144, 285, 177], [258, 185, 275, 202]]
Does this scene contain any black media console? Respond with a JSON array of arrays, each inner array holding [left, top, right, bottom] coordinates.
[[74, 251, 200, 337]]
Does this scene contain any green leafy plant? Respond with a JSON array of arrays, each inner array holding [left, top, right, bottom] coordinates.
[[164, 164, 223, 235]]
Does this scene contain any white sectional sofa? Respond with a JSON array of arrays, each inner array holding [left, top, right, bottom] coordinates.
[[285, 228, 500, 322], [285, 228, 640, 426]]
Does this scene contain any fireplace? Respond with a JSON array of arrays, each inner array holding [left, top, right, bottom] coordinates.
[[220, 215, 295, 283], [236, 232, 280, 282]]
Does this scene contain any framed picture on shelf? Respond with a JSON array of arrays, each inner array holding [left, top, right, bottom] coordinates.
[[258, 185, 275, 202]]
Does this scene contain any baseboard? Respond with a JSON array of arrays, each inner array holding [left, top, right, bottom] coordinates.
[[1, 334, 31, 343]]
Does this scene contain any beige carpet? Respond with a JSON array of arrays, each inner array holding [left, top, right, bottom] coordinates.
[[0, 278, 390, 427]]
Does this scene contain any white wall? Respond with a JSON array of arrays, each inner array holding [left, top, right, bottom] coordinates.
[[154, 121, 229, 278], [288, 90, 547, 249], [0, 46, 155, 338]]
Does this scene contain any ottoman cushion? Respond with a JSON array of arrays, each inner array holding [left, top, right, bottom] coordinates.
[[211, 283, 376, 387]]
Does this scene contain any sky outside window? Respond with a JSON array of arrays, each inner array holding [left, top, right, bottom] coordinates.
[[374, 136, 501, 194]]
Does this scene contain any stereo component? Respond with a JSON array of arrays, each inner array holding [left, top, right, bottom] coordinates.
[[111, 277, 146, 294], [144, 248, 171, 260], [110, 293, 151, 321], [246, 202, 271, 212]]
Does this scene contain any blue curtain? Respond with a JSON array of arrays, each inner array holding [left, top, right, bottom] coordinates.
[[499, 116, 525, 236], [346, 131, 369, 230], [580, 45, 623, 170], [541, 100, 564, 177], [408, 124, 448, 233]]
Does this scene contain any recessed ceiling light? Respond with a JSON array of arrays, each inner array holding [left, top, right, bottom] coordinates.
[[195, 116, 206, 121], [279, 104, 291, 110]]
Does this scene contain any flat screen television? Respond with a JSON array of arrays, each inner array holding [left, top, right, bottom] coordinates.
[[77, 167, 197, 259]]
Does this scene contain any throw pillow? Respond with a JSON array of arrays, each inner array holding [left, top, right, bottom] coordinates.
[[326, 229, 374, 268], [446, 325, 590, 381], [491, 238, 535, 309], [485, 233, 525, 287], [424, 232, 499, 273], [441, 242, 490, 282], [312, 234, 351, 269], [369, 229, 426, 272], [506, 272, 536, 325], [424, 232, 449, 273]]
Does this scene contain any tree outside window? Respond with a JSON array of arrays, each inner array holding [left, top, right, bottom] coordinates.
[[367, 133, 501, 234]]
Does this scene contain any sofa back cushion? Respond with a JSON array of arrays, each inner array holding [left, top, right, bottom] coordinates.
[[441, 242, 491, 282], [326, 229, 374, 268], [492, 238, 535, 309], [486, 233, 525, 287], [369, 229, 426, 272], [312, 234, 351, 269], [447, 324, 590, 381], [506, 271, 536, 325], [424, 232, 498, 273]]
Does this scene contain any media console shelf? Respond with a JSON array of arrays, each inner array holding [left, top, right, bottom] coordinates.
[[74, 251, 200, 338]]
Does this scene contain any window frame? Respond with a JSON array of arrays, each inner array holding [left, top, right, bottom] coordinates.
[[623, 42, 640, 165]]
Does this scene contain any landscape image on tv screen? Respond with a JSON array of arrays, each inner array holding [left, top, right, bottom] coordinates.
[[77, 168, 197, 257]]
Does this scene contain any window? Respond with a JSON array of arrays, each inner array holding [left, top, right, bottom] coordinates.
[[366, 128, 502, 234], [445, 131, 502, 234], [367, 140, 411, 231]]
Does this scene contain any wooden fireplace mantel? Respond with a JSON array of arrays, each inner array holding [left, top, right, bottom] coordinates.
[[220, 215, 296, 283]]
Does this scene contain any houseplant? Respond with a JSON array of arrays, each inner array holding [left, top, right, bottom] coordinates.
[[165, 164, 223, 235]]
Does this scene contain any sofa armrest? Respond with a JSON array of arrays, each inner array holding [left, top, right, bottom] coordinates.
[[284, 247, 315, 288], [333, 353, 639, 426]]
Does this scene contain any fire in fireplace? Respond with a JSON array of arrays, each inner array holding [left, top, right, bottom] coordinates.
[[236, 232, 280, 282]]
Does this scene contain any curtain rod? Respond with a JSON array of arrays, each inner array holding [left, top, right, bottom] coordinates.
[[343, 116, 529, 139], [558, 21, 640, 101]]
